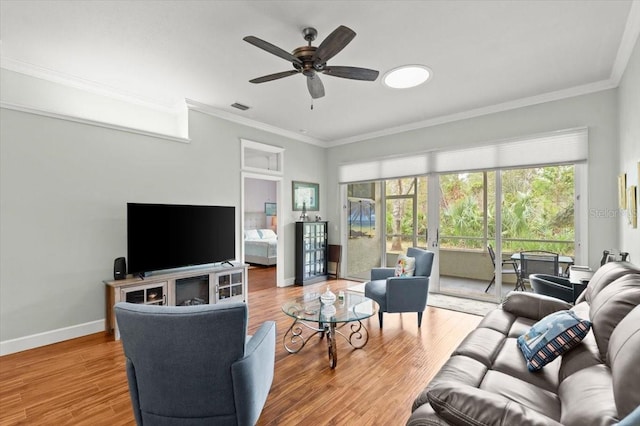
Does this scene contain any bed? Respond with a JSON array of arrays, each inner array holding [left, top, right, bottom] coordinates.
[[244, 228, 277, 266]]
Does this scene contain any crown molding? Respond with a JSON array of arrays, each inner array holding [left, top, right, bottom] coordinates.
[[185, 99, 327, 147], [610, 0, 640, 85], [326, 79, 617, 147], [1, 101, 191, 144], [328, 2, 640, 147], [0, 56, 183, 113], [4, 1, 638, 151]]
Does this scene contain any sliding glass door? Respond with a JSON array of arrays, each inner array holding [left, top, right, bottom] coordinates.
[[434, 165, 576, 301], [343, 165, 580, 304], [345, 182, 383, 280], [384, 177, 428, 264]]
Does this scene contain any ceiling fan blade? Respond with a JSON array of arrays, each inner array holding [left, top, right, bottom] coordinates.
[[243, 35, 302, 65], [322, 66, 380, 81], [312, 25, 356, 64], [307, 73, 325, 99], [249, 70, 300, 84]]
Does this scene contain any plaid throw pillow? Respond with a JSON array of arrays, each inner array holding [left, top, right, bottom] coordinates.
[[517, 310, 591, 371]]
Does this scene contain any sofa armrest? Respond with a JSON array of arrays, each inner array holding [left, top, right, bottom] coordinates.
[[371, 267, 396, 281], [232, 321, 276, 426], [427, 383, 562, 426], [502, 291, 572, 320]]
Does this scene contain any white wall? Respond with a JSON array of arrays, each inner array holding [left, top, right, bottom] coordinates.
[[0, 75, 326, 350], [326, 89, 619, 269], [1, 39, 636, 352], [245, 178, 276, 213], [618, 36, 640, 261]]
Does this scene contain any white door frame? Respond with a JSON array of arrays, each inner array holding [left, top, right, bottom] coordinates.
[[241, 172, 285, 287], [427, 175, 440, 290]]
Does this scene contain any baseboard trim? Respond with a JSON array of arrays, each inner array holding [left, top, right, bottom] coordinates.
[[0, 320, 105, 356]]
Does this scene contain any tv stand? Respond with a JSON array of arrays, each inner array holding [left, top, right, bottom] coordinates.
[[104, 262, 248, 339]]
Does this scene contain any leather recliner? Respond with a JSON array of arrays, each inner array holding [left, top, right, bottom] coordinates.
[[408, 261, 640, 426]]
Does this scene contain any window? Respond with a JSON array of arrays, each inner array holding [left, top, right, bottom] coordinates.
[[499, 165, 575, 256], [439, 172, 486, 250], [241, 139, 284, 175]]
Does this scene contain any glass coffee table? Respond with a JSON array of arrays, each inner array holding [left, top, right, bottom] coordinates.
[[281, 291, 376, 368]]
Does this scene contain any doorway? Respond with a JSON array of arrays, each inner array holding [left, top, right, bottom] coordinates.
[[242, 174, 284, 288]]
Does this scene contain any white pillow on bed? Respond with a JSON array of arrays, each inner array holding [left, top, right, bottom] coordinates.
[[245, 229, 261, 240], [258, 229, 277, 240]]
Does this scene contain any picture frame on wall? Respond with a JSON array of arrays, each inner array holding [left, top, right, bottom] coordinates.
[[292, 181, 319, 211], [618, 173, 627, 209], [628, 185, 637, 228], [264, 202, 277, 216]]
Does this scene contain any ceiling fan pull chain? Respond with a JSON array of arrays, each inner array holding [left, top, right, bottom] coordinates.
[[311, 99, 314, 110]]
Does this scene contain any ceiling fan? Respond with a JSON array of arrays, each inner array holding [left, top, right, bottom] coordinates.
[[243, 25, 379, 99]]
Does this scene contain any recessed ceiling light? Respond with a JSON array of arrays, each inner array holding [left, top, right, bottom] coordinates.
[[383, 65, 432, 89]]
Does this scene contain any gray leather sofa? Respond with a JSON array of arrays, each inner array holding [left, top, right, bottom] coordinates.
[[408, 261, 640, 426]]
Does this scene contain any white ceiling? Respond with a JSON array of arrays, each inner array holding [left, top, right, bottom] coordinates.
[[1, 1, 638, 146]]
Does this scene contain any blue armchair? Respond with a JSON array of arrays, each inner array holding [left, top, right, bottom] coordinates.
[[364, 247, 435, 328], [115, 301, 276, 426]]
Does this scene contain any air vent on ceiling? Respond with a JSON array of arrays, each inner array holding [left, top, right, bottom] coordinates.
[[231, 102, 250, 111]]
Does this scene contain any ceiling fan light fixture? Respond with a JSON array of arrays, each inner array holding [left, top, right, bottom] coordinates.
[[383, 65, 432, 89]]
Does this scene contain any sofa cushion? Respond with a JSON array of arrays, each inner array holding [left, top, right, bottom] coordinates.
[[589, 274, 640, 363], [476, 308, 517, 334], [502, 291, 572, 321], [452, 327, 506, 367], [427, 383, 562, 426], [508, 317, 538, 338], [558, 330, 601, 381], [517, 310, 591, 371], [412, 355, 488, 412], [582, 261, 640, 304], [479, 370, 561, 420], [608, 305, 640, 418], [558, 364, 618, 426], [492, 338, 559, 392]]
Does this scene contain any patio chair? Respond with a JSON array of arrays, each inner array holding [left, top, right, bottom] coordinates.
[[519, 250, 560, 289], [485, 245, 522, 293], [529, 273, 587, 304]]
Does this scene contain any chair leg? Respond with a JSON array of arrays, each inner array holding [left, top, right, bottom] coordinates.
[[377, 311, 383, 328], [484, 276, 496, 293], [417, 312, 423, 328], [515, 276, 526, 291]]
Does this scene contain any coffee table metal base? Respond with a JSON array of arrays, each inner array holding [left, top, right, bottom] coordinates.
[[283, 318, 369, 368]]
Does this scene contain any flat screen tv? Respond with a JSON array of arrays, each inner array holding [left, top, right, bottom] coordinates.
[[127, 203, 235, 276]]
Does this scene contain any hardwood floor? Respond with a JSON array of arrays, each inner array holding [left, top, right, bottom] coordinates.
[[0, 275, 482, 426], [248, 265, 277, 292]]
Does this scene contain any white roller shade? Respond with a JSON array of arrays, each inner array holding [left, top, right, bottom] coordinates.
[[338, 128, 588, 183]]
